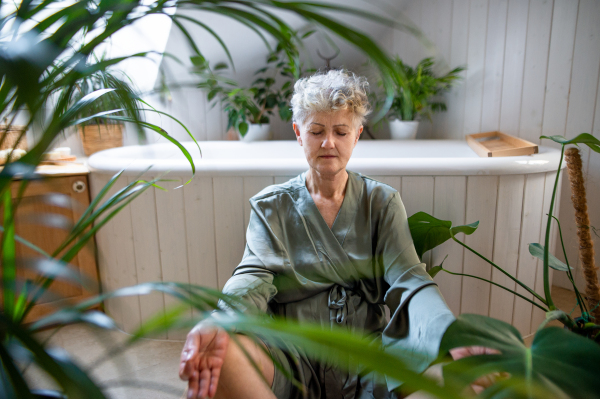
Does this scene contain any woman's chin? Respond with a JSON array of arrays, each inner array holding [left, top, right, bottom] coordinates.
[[312, 164, 347, 176]]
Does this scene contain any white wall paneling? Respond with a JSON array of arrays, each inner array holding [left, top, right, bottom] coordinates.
[[498, 0, 529, 136], [401, 177, 435, 268], [243, 177, 275, 233], [128, 175, 166, 339], [183, 176, 219, 290], [155, 178, 191, 340], [391, 0, 599, 290], [489, 175, 525, 324], [518, 0, 553, 144], [532, 170, 562, 328], [432, 176, 467, 316], [461, 176, 498, 316], [480, 0, 508, 133], [462, 0, 489, 136], [213, 177, 245, 288], [511, 173, 546, 336], [90, 174, 124, 328], [441, 0, 470, 140], [93, 166, 561, 337]]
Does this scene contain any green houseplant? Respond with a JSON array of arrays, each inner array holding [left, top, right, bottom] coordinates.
[[64, 55, 145, 155], [404, 133, 600, 397], [0, 1, 440, 398], [382, 57, 464, 139], [192, 31, 312, 140]]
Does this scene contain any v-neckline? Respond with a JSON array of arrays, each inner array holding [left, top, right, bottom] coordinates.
[[299, 171, 360, 246]]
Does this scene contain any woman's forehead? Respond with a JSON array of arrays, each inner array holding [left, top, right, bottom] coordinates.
[[303, 110, 358, 127]]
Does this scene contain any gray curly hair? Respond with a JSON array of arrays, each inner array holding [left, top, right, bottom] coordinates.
[[290, 69, 371, 127]]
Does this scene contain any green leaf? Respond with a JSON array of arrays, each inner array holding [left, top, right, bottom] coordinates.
[[408, 212, 478, 259], [440, 314, 600, 398], [540, 133, 600, 153], [2, 190, 16, 318], [31, 310, 116, 331], [1, 313, 106, 398], [428, 255, 448, 278], [528, 243, 570, 271], [238, 122, 249, 136], [450, 221, 479, 236]]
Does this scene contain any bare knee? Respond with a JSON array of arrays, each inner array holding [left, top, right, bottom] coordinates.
[[214, 335, 275, 399]]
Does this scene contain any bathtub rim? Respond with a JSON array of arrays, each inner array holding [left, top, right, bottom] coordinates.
[[88, 139, 566, 177]]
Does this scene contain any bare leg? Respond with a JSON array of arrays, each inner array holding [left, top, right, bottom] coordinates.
[[212, 335, 276, 399]]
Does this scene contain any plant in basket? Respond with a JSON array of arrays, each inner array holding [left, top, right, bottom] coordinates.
[[56, 53, 146, 156]]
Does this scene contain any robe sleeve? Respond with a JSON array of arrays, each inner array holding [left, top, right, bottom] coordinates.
[[377, 192, 455, 391], [217, 204, 279, 315]]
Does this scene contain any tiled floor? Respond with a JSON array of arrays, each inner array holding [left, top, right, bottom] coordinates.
[[26, 286, 579, 398]]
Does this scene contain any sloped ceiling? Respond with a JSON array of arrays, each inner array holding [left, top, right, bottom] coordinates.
[[157, 0, 411, 87]]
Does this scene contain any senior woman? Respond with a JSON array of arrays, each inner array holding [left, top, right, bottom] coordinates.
[[180, 70, 458, 399]]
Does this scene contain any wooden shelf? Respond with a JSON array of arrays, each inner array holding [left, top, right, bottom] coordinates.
[[466, 131, 538, 157]]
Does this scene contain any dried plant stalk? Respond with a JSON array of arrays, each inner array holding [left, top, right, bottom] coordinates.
[[565, 147, 600, 321]]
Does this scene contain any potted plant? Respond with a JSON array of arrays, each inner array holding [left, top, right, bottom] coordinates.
[[192, 32, 310, 141], [65, 55, 145, 155], [381, 57, 464, 140], [404, 132, 600, 397], [0, 1, 432, 396]]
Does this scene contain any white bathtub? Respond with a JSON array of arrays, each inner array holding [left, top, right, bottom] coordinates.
[[89, 140, 564, 339]]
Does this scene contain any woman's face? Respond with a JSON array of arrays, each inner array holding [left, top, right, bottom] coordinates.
[[293, 109, 363, 177]]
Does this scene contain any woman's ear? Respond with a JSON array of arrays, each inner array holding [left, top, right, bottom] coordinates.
[[293, 122, 302, 146], [355, 125, 363, 145]]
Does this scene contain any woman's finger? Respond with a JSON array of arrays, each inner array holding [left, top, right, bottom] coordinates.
[[187, 371, 199, 399], [198, 368, 211, 399], [180, 333, 201, 380], [208, 366, 222, 398]]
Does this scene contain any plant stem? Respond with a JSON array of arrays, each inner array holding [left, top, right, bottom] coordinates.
[[543, 146, 564, 310], [551, 215, 588, 315], [451, 235, 547, 305], [440, 269, 548, 312]]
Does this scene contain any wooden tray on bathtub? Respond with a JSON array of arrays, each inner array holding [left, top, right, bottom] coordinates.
[[466, 131, 538, 157]]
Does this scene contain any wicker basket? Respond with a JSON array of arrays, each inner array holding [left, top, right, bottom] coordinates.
[[0, 125, 28, 150], [78, 124, 123, 156]]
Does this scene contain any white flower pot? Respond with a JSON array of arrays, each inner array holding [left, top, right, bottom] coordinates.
[[238, 123, 272, 141], [389, 120, 419, 140]]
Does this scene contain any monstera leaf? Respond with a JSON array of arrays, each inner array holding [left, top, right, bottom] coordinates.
[[528, 243, 571, 272], [540, 133, 600, 153], [408, 212, 479, 259], [440, 314, 600, 398]]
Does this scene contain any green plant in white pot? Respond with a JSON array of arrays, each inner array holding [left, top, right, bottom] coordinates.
[[382, 57, 464, 140], [193, 32, 312, 141]]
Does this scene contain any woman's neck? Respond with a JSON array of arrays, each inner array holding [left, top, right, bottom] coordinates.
[[305, 169, 348, 199]]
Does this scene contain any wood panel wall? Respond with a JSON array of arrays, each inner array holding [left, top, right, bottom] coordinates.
[[392, 0, 600, 292], [91, 171, 559, 338]]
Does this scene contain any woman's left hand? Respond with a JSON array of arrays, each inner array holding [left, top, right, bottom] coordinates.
[[449, 346, 504, 394]]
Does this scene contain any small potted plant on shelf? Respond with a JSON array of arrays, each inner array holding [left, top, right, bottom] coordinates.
[[380, 57, 464, 140], [192, 32, 311, 141], [60, 55, 145, 155]]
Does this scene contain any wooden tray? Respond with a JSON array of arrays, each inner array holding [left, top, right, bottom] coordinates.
[[466, 131, 538, 157], [39, 155, 77, 165]]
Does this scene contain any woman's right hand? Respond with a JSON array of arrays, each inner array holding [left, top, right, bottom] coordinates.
[[179, 322, 230, 399]]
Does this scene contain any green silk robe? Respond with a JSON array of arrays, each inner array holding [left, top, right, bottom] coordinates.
[[220, 170, 455, 398]]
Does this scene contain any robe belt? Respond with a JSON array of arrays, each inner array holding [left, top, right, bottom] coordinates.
[[328, 285, 349, 325]]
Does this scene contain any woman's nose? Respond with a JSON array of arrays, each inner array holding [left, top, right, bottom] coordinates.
[[321, 134, 335, 148]]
